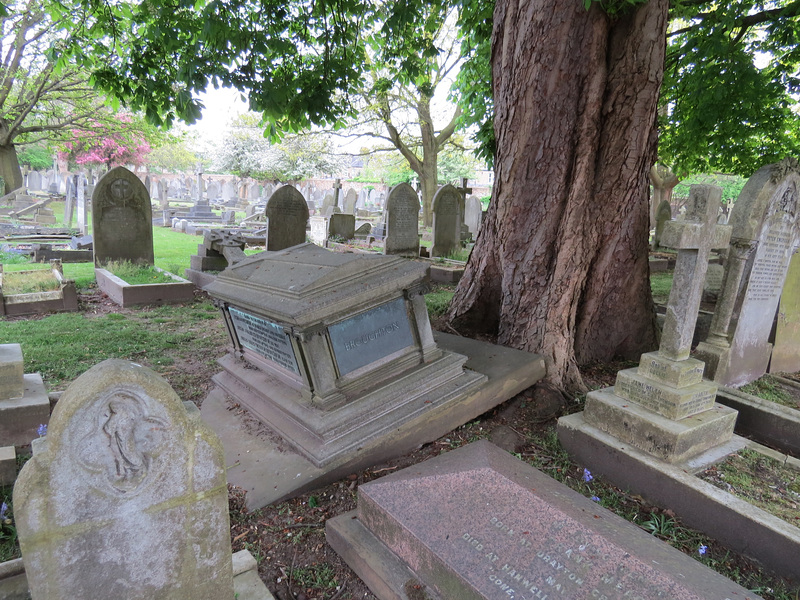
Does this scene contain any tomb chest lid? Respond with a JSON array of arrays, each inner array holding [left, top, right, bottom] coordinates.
[[204, 243, 429, 326]]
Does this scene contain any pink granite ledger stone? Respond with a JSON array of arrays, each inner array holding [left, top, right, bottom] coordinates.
[[355, 440, 759, 600]]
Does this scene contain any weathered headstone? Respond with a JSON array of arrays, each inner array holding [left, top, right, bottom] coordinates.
[[696, 159, 800, 386], [264, 185, 309, 251], [464, 195, 483, 239], [328, 441, 759, 600], [567, 185, 737, 463], [76, 173, 88, 236], [384, 183, 420, 256], [431, 184, 462, 257], [0, 344, 49, 448], [329, 213, 355, 240], [206, 181, 220, 201], [320, 192, 335, 215], [771, 252, 800, 372], [27, 171, 42, 192], [92, 166, 154, 266], [13, 360, 234, 599], [309, 215, 329, 246], [63, 175, 76, 227], [343, 188, 357, 214], [158, 179, 168, 209]]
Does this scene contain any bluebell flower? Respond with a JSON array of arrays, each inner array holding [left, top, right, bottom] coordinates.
[[698, 545, 708, 556], [582, 468, 593, 482], [0, 502, 7, 520], [37, 423, 47, 437], [591, 496, 600, 502]]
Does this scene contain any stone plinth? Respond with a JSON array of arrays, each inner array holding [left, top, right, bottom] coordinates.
[[0, 344, 24, 399], [0, 344, 49, 448], [0, 445, 15, 485], [327, 441, 759, 600]]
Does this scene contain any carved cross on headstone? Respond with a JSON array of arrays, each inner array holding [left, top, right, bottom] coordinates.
[[332, 178, 342, 208], [659, 185, 731, 361]]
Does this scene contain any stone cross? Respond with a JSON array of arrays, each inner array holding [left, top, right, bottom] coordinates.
[[332, 178, 342, 208], [456, 177, 472, 201], [659, 185, 731, 361]]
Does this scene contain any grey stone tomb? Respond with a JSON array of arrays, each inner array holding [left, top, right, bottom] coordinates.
[[696, 159, 800, 386], [431, 184, 462, 257], [13, 359, 272, 600], [92, 166, 154, 266], [264, 185, 309, 251], [384, 182, 420, 256]]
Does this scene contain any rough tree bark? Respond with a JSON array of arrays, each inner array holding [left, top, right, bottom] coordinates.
[[0, 143, 23, 192], [446, 0, 667, 392]]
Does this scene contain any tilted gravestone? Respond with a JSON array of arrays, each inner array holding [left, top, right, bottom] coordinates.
[[328, 441, 760, 600], [696, 159, 800, 386], [91, 166, 154, 266], [13, 359, 234, 599], [384, 183, 420, 256], [464, 195, 483, 239], [264, 185, 309, 251], [431, 184, 462, 257]]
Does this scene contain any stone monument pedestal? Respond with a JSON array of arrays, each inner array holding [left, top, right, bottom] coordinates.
[[0, 344, 49, 448]]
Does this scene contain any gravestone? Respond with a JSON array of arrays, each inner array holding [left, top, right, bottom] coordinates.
[[264, 185, 309, 251], [696, 159, 800, 386], [221, 181, 233, 203], [343, 188, 358, 214], [63, 175, 76, 227], [321, 192, 335, 215], [357, 188, 368, 209], [652, 199, 673, 250], [464, 195, 483, 238], [771, 252, 800, 372], [328, 441, 760, 600], [431, 184, 462, 257], [158, 179, 168, 209], [76, 173, 88, 235], [27, 171, 42, 192], [207, 181, 220, 201], [563, 185, 737, 463], [0, 344, 49, 448], [309, 215, 329, 246], [329, 213, 355, 240], [92, 166, 154, 266], [13, 360, 236, 600], [384, 183, 420, 256]]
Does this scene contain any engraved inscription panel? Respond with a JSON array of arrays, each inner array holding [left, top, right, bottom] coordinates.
[[229, 307, 300, 374], [329, 297, 415, 376]]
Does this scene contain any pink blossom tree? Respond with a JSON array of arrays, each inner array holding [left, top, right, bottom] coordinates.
[[60, 114, 152, 170]]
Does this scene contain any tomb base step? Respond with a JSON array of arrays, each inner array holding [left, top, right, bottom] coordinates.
[[0, 373, 49, 447], [583, 387, 737, 463], [200, 331, 546, 509], [557, 412, 799, 582]]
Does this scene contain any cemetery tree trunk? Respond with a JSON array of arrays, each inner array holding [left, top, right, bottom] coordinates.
[[0, 143, 23, 193], [446, 0, 666, 393]]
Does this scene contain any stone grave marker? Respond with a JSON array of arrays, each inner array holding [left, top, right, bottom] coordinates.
[[63, 175, 76, 227], [769, 251, 800, 373], [563, 185, 737, 463], [158, 179, 168, 209], [264, 185, 309, 251], [207, 181, 220, 201], [431, 184, 462, 257], [357, 188, 368, 209], [309, 215, 329, 246], [76, 173, 88, 236], [320, 192, 335, 215], [384, 183, 420, 256], [343, 188, 358, 214], [323, 205, 341, 218], [696, 159, 800, 386], [92, 166, 154, 266], [12, 360, 239, 600], [464, 195, 483, 239], [0, 344, 49, 448], [27, 171, 42, 192], [652, 199, 672, 250], [328, 441, 760, 600], [329, 213, 355, 240]]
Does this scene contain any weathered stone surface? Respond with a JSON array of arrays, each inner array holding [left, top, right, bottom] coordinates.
[[464, 196, 483, 238], [329, 213, 355, 240], [636, 352, 705, 388], [328, 440, 757, 600], [384, 183, 420, 256], [697, 159, 800, 386], [13, 360, 233, 600], [264, 185, 309, 251], [770, 252, 800, 373], [92, 166, 154, 266], [0, 344, 24, 400], [0, 373, 49, 448], [0, 445, 15, 485], [614, 368, 716, 420], [309, 216, 329, 246], [431, 185, 461, 258], [584, 388, 737, 463]]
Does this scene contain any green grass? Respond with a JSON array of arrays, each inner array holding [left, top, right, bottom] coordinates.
[[740, 375, 796, 408], [425, 286, 455, 319], [650, 271, 673, 302], [2, 270, 60, 294], [105, 261, 175, 284], [290, 563, 338, 590]]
